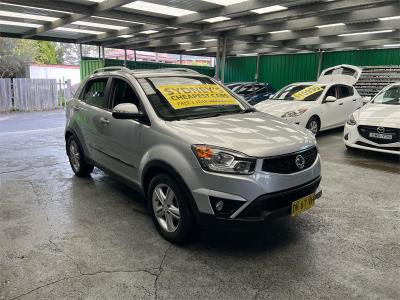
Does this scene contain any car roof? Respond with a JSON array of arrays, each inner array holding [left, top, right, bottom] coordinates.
[[90, 67, 208, 79]]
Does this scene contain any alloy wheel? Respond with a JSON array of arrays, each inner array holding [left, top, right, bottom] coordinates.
[[152, 183, 181, 233], [69, 140, 80, 172]]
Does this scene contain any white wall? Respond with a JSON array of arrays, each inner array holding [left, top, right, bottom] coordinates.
[[29, 64, 80, 85]]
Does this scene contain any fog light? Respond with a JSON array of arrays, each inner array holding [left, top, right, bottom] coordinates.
[[215, 200, 224, 211], [344, 133, 349, 141]]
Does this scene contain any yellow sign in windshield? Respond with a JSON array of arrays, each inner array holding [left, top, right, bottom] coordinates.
[[158, 84, 239, 110], [292, 85, 323, 101]]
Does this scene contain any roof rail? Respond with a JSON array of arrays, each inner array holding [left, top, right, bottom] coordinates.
[[93, 66, 130, 74], [131, 68, 199, 74]]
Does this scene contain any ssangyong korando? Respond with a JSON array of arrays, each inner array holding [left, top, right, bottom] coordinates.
[[65, 67, 322, 244]]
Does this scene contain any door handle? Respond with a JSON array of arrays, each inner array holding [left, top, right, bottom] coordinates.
[[352, 99, 356, 102], [100, 117, 110, 126], [339, 103, 343, 106]]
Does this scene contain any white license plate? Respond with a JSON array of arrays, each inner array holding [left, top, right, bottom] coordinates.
[[369, 132, 392, 140]]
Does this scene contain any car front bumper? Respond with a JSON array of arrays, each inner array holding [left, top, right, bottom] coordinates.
[[344, 124, 400, 155], [189, 153, 322, 224]]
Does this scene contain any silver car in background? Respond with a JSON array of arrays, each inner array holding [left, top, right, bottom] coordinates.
[[65, 67, 322, 244]]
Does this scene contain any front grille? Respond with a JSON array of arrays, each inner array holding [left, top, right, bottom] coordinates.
[[356, 141, 400, 152], [358, 125, 400, 145], [238, 177, 321, 219], [262, 146, 318, 174]]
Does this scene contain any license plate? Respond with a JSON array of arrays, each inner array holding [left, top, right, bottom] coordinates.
[[291, 193, 315, 217], [369, 132, 392, 140]]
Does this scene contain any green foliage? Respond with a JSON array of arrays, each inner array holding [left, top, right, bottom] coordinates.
[[33, 41, 58, 64]]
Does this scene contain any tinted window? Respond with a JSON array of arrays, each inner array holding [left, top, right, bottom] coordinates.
[[82, 78, 108, 109], [110, 78, 140, 109], [338, 85, 353, 98]]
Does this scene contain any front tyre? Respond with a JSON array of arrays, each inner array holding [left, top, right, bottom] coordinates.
[[306, 116, 320, 135], [67, 136, 94, 177], [148, 174, 195, 244]]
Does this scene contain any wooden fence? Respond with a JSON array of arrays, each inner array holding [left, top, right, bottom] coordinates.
[[0, 78, 12, 112], [0, 78, 71, 112]]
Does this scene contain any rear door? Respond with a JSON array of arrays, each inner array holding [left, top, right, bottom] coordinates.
[[318, 64, 362, 85], [338, 85, 358, 122], [78, 77, 111, 162]]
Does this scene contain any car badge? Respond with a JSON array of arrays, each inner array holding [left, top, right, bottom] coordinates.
[[377, 127, 385, 134], [295, 154, 306, 170]]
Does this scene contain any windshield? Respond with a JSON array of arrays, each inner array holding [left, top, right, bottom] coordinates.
[[236, 84, 264, 95], [373, 86, 400, 105], [272, 84, 326, 101], [137, 76, 249, 121]]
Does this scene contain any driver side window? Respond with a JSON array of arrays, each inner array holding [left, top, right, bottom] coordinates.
[[110, 78, 140, 110]]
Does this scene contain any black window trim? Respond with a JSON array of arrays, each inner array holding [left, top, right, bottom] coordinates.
[[323, 84, 339, 102]]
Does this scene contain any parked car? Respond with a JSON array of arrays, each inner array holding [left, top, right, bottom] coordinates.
[[225, 82, 250, 91], [233, 82, 276, 105], [344, 82, 400, 155], [255, 65, 364, 135], [65, 67, 322, 244]]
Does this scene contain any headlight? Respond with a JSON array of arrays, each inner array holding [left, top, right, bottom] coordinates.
[[281, 108, 308, 118], [192, 145, 256, 175], [346, 114, 357, 125]]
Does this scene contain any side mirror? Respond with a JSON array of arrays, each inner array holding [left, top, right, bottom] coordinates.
[[112, 103, 143, 120], [325, 96, 337, 102], [363, 97, 372, 105]]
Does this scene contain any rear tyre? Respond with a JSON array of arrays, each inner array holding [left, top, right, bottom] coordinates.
[[67, 136, 94, 177], [148, 174, 195, 244], [306, 116, 320, 136]]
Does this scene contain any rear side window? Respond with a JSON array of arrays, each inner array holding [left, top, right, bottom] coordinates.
[[338, 85, 354, 98], [82, 78, 109, 109]]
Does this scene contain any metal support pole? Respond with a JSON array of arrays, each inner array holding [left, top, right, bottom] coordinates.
[[124, 48, 127, 67], [255, 54, 260, 82], [134, 49, 137, 62], [317, 49, 323, 77], [79, 44, 83, 59], [101, 45, 105, 63], [214, 38, 220, 80], [180, 52, 183, 65], [98, 46, 101, 58], [221, 38, 227, 83]]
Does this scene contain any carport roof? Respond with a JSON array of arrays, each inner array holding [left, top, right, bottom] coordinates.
[[0, 0, 399, 56]]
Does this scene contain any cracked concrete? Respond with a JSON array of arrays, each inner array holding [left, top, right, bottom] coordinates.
[[0, 111, 399, 299]]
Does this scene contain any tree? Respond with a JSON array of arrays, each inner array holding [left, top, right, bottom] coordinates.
[[0, 38, 35, 77], [33, 41, 58, 64]]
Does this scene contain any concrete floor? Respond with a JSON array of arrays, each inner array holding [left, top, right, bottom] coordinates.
[[0, 111, 399, 300]]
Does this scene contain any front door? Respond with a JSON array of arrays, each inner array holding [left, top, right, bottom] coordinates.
[[321, 85, 343, 129], [98, 77, 146, 184]]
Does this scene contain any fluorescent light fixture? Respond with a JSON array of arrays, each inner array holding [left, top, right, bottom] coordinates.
[[338, 29, 394, 36], [186, 48, 207, 51], [118, 34, 133, 38], [140, 30, 159, 34], [72, 21, 128, 30], [202, 16, 230, 23], [379, 16, 400, 21], [123, 1, 196, 17], [316, 23, 345, 28], [53, 27, 105, 34], [86, 0, 106, 2], [384, 43, 400, 47], [237, 53, 258, 56], [202, 38, 217, 42], [268, 29, 291, 34], [91, 16, 143, 25], [166, 27, 178, 30], [0, 20, 41, 28], [0, 11, 59, 22], [202, 0, 249, 6], [179, 42, 191, 45], [251, 5, 287, 14]]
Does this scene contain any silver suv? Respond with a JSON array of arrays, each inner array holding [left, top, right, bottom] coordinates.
[[65, 67, 322, 244]]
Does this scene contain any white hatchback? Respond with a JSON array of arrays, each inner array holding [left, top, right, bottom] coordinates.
[[255, 64, 364, 135], [344, 82, 400, 155], [255, 82, 363, 135]]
